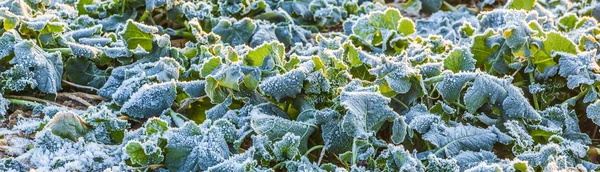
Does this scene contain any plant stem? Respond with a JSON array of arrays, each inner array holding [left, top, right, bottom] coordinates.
[[391, 97, 409, 109], [121, 0, 126, 14], [7, 98, 40, 107], [317, 147, 326, 165], [442, 1, 458, 12], [139, 11, 150, 22], [423, 75, 445, 83], [451, 101, 466, 110], [167, 30, 195, 40], [4, 95, 62, 107], [275, 65, 288, 73], [351, 138, 358, 165], [62, 80, 98, 92], [528, 72, 540, 110], [304, 145, 324, 157], [44, 48, 72, 55]]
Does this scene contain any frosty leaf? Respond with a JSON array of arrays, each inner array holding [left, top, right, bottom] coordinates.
[[251, 110, 317, 152], [443, 47, 476, 73], [46, 111, 90, 141], [314, 109, 353, 153], [502, 87, 541, 121], [304, 71, 331, 94], [506, 0, 536, 10], [340, 80, 398, 139], [177, 80, 206, 98], [532, 32, 577, 72], [206, 96, 232, 120], [124, 141, 164, 166], [376, 145, 425, 171], [112, 77, 147, 106], [464, 75, 506, 113], [427, 155, 459, 171], [436, 72, 477, 102], [10, 40, 62, 94], [273, 133, 301, 161], [0, 30, 19, 59], [250, 22, 278, 47], [504, 120, 534, 153], [586, 100, 600, 126], [207, 152, 257, 171], [282, 156, 326, 171], [391, 116, 407, 144], [423, 124, 498, 157], [516, 144, 560, 167], [212, 65, 244, 91], [65, 57, 108, 89], [0, 94, 9, 115], [406, 104, 440, 133], [557, 50, 598, 77], [259, 69, 306, 101], [120, 20, 158, 51], [369, 58, 416, 94], [244, 41, 284, 71], [0, 64, 37, 92], [164, 122, 230, 171], [453, 151, 498, 170], [213, 18, 256, 46], [121, 82, 177, 118], [67, 42, 102, 59]]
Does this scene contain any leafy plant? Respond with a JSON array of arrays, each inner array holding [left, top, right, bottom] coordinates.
[[1, 0, 600, 171]]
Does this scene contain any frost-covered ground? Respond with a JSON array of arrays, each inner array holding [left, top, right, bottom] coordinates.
[[1, 0, 600, 171]]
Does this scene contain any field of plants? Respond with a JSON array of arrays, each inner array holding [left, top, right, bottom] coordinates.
[[2, 0, 600, 171]]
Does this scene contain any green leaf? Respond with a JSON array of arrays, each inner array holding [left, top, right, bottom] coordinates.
[[352, 8, 403, 41], [145, 118, 169, 135], [76, 0, 94, 15], [125, 141, 164, 166], [398, 18, 416, 36], [213, 18, 256, 46], [443, 47, 476, 73], [558, 13, 578, 32], [506, 0, 536, 10], [46, 111, 90, 141], [0, 10, 19, 30], [533, 32, 577, 72], [471, 30, 498, 69], [120, 20, 157, 51], [65, 57, 109, 89], [200, 57, 221, 77], [205, 75, 230, 103], [244, 41, 284, 71]]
